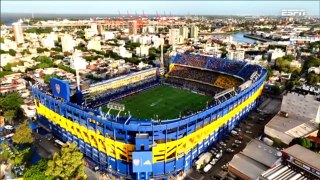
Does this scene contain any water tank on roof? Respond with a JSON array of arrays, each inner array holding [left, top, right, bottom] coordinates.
[[280, 111, 289, 118]]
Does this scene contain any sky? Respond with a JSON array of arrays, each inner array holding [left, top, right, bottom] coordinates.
[[1, 1, 320, 16]]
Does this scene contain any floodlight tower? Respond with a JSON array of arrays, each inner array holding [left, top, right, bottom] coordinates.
[[160, 38, 164, 68]]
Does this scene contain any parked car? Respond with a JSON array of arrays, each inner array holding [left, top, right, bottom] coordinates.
[[237, 136, 243, 141], [203, 164, 213, 173], [215, 150, 223, 159], [231, 130, 238, 136], [234, 140, 242, 144], [210, 158, 217, 165], [245, 130, 253, 134], [226, 148, 234, 153], [221, 164, 228, 171], [232, 143, 239, 148], [219, 141, 227, 147]]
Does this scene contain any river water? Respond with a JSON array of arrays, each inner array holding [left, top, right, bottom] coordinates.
[[212, 31, 261, 44]]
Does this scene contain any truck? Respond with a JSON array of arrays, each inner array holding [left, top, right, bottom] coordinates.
[[194, 152, 212, 170]]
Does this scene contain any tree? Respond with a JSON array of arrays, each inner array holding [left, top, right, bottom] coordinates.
[[9, 147, 31, 165], [24, 159, 53, 180], [3, 110, 16, 124], [12, 121, 34, 145], [0, 93, 24, 112], [45, 143, 87, 180], [8, 49, 17, 56], [303, 56, 320, 72], [44, 74, 60, 84], [299, 137, 312, 149], [306, 72, 320, 86], [0, 141, 11, 161]]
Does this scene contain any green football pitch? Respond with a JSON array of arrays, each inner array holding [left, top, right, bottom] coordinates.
[[102, 85, 213, 120]]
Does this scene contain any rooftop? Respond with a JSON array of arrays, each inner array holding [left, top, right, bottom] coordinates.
[[229, 153, 268, 179], [241, 139, 280, 167], [282, 144, 320, 171], [265, 92, 320, 144]]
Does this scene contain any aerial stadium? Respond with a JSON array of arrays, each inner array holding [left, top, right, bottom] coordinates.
[[31, 53, 267, 179]]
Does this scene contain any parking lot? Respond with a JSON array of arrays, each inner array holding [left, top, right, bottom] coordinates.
[[186, 96, 282, 180]]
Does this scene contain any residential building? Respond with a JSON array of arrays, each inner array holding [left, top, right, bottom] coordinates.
[[227, 50, 245, 60], [190, 26, 199, 39], [87, 39, 101, 51], [128, 21, 138, 35], [264, 92, 320, 145], [12, 22, 24, 44], [61, 34, 75, 52], [180, 26, 189, 39], [136, 45, 150, 57], [169, 29, 180, 45]]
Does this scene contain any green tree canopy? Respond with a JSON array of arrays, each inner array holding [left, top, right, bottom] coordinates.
[[303, 56, 320, 72], [24, 159, 53, 180], [25, 27, 53, 34], [9, 147, 31, 165], [44, 74, 61, 84], [12, 121, 34, 145], [3, 110, 16, 124], [299, 137, 313, 149], [306, 72, 320, 86], [45, 143, 87, 180], [0, 93, 24, 112], [8, 49, 17, 56]]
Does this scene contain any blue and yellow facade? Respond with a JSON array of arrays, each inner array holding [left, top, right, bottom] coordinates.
[[32, 58, 267, 179]]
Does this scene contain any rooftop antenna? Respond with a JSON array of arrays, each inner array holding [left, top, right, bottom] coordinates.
[[127, 10, 130, 20]]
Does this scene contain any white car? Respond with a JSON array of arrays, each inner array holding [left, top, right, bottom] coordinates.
[[4, 125, 13, 130], [210, 159, 217, 165], [234, 140, 242, 144], [203, 164, 213, 173]]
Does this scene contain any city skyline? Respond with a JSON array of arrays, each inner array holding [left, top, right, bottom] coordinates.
[[1, 1, 320, 16]]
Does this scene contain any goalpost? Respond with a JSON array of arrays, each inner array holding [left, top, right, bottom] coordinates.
[[106, 102, 125, 118]]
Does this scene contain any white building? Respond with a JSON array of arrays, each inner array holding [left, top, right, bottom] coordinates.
[[180, 26, 189, 39], [268, 48, 285, 64], [136, 45, 150, 57], [87, 39, 101, 51], [169, 29, 180, 45], [91, 23, 98, 35], [190, 26, 199, 39], [139, 36, 152, 45], [113, 46, 132, 58], [205, 46, 222, 58], [61, 34, 75, 52], [308, 66, 320, 74], [12, 22, 24, 44], [103, 32, 115, 40], [0, 39, 18, 51], [41, 34, 55, 49], [227, 50, 245, 60], [264, 92, 320, 145]]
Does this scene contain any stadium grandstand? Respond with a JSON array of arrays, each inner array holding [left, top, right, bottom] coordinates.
[[31, 53, 267, 179]]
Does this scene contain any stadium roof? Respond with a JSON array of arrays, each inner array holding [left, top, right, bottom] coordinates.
[[282, 144, 320, 171], [241, 139, 280, 168], [264, 92, 320, 144], [229, 153, 268, 179]]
